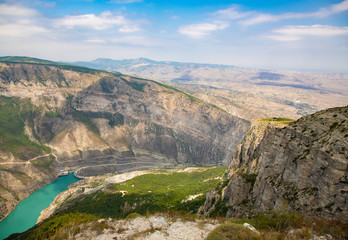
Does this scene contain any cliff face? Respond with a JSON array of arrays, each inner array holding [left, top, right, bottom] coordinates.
[[69, 76, 249, 165], [0, 60, 250, 221], [200, 107, 348, 222]]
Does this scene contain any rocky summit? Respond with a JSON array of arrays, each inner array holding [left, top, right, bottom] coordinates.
[[199, 106, 348, 222], [0, 57, 249, 221]]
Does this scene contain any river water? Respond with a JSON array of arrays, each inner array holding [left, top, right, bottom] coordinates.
[[0, 173, 79, 240]]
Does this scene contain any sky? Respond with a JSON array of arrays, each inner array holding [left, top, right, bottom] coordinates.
[[0, 0, 347, 72]]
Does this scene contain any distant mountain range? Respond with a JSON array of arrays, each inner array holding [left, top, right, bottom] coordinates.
[[73, 57, 235, 73], [73, 57, 348, 120]]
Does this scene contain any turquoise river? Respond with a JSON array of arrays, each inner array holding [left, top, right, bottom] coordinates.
[[0, 173, 79, 239]]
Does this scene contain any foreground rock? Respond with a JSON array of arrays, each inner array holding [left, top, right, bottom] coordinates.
[[200, 106, 348, 222], [74, 215, 218, 240]]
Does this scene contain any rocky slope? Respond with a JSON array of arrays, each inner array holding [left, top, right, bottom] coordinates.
[[0, 57, 250, 221], [0, 60, 114, 220], [200, 106, 348, 222]]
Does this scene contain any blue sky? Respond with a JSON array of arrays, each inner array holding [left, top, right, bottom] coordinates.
[[0, 0, 347, 72]]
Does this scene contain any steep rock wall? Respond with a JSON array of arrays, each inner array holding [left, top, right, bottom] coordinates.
[[200, 107, 348, 222]]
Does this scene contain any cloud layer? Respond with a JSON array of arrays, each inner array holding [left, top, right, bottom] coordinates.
[[178, 22, 229, 38], [0, 1, 347, 72], [236, 0, 348, 25], [53, 11, 140, 33], [267, 25, 348, 41]]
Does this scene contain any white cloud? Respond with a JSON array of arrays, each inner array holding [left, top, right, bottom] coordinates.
[[110, 35, 161, 46], [54, 11, 131, 30], [85, 39, 106, 43], [215, 6, 252, 20], [0, 4, 48, 37], [240, 0, 348, 25], [267, 25, 348, 41], [118, 25, 141, 33], [240, 14, 278, 25], [0, 23, 48, 37], [0, 4, 38, 17], [178, 22, 229, 38], [314, 0, 348, 17]]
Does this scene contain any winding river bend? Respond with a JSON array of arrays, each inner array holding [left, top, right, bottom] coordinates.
[[0, 174, 79, 240]]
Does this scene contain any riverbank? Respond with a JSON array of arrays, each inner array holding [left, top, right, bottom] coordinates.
[[0, 173, 79, 240]]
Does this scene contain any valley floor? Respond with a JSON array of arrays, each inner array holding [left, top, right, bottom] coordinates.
[[8, 167, 348, 240]]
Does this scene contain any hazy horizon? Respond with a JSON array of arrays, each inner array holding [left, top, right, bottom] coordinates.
[[0, 0, 347, 73]]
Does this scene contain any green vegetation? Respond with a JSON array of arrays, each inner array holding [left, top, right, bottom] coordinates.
[[71, 110, 92, 127], [128, 75, 229, 112], [31, 154, 55, 169], [226, 211, 348, 239], [0, 56, 107, 74], [0, 56, 56, 65], [12, 210, 348, 240], [125, 212, 142, 220], [8, 166, 348, 239], [0, 96, 50, 160], [207, 223, 261, 240], [129, 75, 201, 103], [120, 77, 147, 92], [45, 111, 61, 118], [10, 212, 99, 240], [61, 167, 226, 218], [237, 211, 306, 231], [239, 173, 257, 185], [330, 122, 339, 130], [0, 183, 19, 201], [261, 117, 295, 125], [107, 112, 124, 127], [0, 168, 27, 176], [153, 80, 201, 103], [66, 95, 103, 136]]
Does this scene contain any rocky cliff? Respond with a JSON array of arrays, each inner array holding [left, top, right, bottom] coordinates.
[[200, 107, 348, 222], [0, 58, 250, 221]]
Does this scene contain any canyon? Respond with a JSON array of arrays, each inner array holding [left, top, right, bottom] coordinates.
[[0, 56, 347, 239], [0, 57, 249, 221]]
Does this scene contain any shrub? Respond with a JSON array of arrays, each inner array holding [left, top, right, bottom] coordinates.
[[126, 212, 142, 220], [250, 211, 306, 231], [207, 223, 261, 240]]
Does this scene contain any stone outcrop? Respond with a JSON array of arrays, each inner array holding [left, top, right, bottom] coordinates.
[[200, 106, 348, 222]]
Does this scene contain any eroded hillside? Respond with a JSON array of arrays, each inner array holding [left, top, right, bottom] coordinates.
[[0, 58, 250, 221]]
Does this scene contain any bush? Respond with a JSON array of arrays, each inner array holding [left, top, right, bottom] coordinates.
[[250, 211, 306, 231], [126, 212, 142, 220], [207, 223, 261, 240]]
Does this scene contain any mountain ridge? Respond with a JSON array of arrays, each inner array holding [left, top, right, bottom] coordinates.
[[0, 58, 250, 221], [72, 57, 348, 121]]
